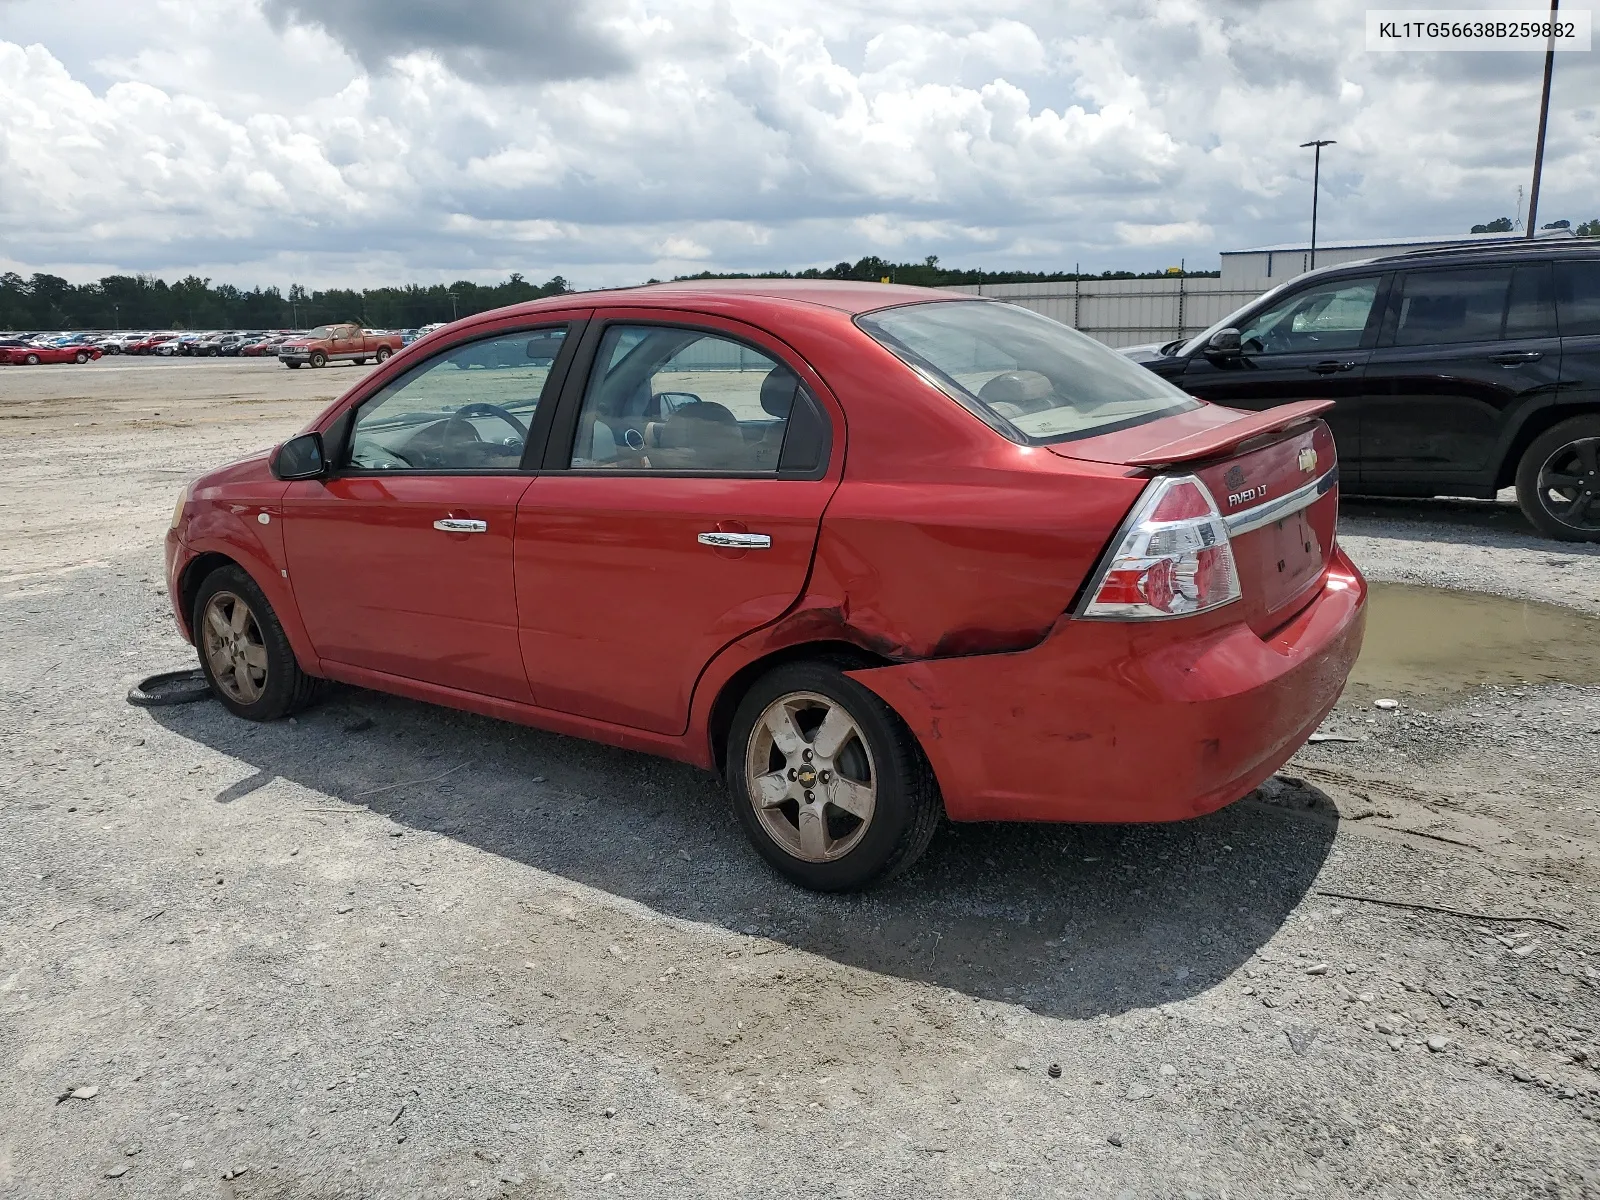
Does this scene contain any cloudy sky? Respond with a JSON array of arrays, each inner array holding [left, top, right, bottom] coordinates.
[[1, 0, 1596, 289]]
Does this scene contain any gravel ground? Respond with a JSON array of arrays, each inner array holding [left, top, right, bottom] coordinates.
[[3, 359, 1600, 1198]]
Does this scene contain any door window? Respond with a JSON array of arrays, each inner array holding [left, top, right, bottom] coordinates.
[[569, 325, 796, 472], [1236, 278, 1380, 354], [345, 327, 567, 471], [1504, 263, 1558, 339], [1392, 268, 1512, 346], [1556, 261, 1600, 337]]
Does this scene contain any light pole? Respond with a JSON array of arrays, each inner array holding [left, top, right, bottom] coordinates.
[[1526, 0, 1559, 237], [1300, 139, 1336, 270], [448, 291, 459, 322]]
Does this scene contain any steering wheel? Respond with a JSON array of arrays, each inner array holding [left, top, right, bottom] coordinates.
[[449, 402, 527, 439]]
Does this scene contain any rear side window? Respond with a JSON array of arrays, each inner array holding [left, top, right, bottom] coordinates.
[[1504, 263, 1558, 339], [1393, 268, 1511, 345], [568, 325, 801, 473], [1556, 261, 1600, 337], [858, 301, 1199, 444]]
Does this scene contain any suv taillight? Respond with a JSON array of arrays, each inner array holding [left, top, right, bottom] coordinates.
[[1078, 475, 1241, 620]]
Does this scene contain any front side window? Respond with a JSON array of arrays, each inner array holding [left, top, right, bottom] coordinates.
[[1392, 267, 1512, 346], [1556, 260, 1600, 337], [346, 327, 567, 471], [858, 300, 1198, 444], [569, 326, 795, 471], [1236, 278, 1380, 355]]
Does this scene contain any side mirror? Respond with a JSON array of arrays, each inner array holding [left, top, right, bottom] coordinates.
[[1206, 328, 1243, 357], [272, 432, 327, 481]]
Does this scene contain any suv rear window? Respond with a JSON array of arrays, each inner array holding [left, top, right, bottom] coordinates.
[[859, 301, 1200, 444]]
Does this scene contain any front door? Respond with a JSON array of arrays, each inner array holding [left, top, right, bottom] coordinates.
[[282, 323, 576, 702], [515, 316, 839, 734], [1361, 263, 1563, 488], [1178, 273, 1385, 479]]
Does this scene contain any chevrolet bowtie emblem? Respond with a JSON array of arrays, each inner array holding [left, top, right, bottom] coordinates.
[[1298, 447, 1318, 474]]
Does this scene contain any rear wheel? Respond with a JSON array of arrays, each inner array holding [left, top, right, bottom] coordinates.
[[376, 346, 392, 362], [193, 565, 321, 721], [24, 353, 39, 365], [353, 357, 368, 366], [74, 351, 89, 364], [310, 351, 327, 368], [726, 662, 941, 891], [1517, 415, 1600, 542]]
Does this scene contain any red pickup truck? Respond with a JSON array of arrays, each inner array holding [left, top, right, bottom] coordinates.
[[278, 323, 402, 369]]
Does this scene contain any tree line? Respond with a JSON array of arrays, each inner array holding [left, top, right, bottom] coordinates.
[[0, 255, 1218, 332], [0, 272, 572, 332]]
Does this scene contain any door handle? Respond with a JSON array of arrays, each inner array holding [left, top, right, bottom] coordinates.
[[433, 518, 488, 533], [1307, 360, 1357, 374], [697, 531, 771, 550], [1490, 350, 1542, 365]]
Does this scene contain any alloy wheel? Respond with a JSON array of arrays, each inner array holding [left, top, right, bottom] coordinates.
[[201, 590, 269, 704], [744, 691, 877, 863], [1536, 437, 1600, 534]]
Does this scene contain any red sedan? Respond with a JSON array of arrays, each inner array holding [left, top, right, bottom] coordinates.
[[165, 281, 1365, 890], [1, 344, 102, 365]]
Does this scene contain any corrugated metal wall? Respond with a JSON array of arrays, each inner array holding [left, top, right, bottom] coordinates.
[[941, 277, 1273, 348]]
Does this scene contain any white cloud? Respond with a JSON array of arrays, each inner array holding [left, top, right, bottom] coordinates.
[[0, 0, 1595, 289]]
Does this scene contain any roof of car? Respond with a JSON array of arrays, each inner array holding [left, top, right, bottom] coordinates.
[[1309, 236, 1600, 279], [505, 278, 970, 319]]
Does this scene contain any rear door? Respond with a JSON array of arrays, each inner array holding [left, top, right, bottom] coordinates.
[[1360, 262, 1562, 489], [1177, 273, 1385, 479], [514, 311, 840, 735], [1556, 258, 1600, 412]]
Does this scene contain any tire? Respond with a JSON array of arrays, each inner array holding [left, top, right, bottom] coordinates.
[[192, 564, 322, 721], [285, 361, 301, 369], [24, 353, 39, 365], [310, 351, 327, 368], [725, 661, 941, 892], [1516, 415, 1600, 542], [353, 357, 367, 366], [74, 351, 89, 364], [375, 347, 392, 363]]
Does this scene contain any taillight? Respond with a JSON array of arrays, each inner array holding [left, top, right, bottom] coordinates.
[[1079, 475, 1241, 620]]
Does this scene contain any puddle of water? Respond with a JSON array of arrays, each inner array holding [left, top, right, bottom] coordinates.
[[1351, 583, 1600, 696]]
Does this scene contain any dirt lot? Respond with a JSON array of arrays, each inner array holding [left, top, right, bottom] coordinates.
[[4, 358, 1600, 1199]]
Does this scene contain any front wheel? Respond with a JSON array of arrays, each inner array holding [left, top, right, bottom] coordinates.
[[24, 353, 39, 365], [353, 357, 368, 366], [309, 351, 327, 368], [726, 662, 941, 891], [284, 360, 301, 369], [74, 351, 89, 364], [1517, 416, 1600, 542], [193, 565, 322, 720]]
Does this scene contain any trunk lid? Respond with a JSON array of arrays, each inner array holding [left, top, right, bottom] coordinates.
[[1058, 402, 1340, 635]]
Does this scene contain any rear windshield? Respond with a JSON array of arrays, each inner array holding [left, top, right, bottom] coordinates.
[[859, 300, 1200, 444]]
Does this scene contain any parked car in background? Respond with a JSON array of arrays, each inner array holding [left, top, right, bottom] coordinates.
[[1, 343, 102, 365], [1126, 239, 1600, 541], [165, 281, 1365, 890], [277, 323, 401, 368]]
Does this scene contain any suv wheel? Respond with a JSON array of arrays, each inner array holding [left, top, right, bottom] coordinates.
[[1516, 416, 1600, 542], [726, 662, 941, 892], [193, 565, 322, 720]]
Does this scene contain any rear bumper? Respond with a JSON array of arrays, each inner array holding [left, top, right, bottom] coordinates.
[[848, 549, 1367, 824]]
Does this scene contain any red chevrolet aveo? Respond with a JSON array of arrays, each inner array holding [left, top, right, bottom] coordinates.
[[166, 281, 1366, 890]]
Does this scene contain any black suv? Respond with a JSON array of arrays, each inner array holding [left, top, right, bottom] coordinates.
[[1130, 240, 1600, 541]]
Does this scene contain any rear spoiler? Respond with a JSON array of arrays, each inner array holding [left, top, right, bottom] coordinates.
[[1119, 400, 1335, 468]]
